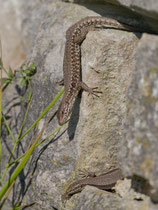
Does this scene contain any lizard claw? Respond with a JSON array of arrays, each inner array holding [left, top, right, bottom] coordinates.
[[80, 82, 102, 98], [78, 169, 96, 178], [88, 87, 102, 98]]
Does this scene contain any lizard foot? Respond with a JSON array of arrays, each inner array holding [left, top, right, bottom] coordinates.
[[78, 169, 96, 178]]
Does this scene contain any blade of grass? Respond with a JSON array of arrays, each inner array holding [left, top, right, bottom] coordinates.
[[18, 87, 64, 141], [9, 124, 63, 167], [2, 114, 15, 143], [35, 125, 62, 147], [0, 39, 7, 74], [0, 89, 32, 185], [0, 39, 2, 175], [0, 116, 50, 201], [11, 201, 36, 210], [0, 87, 64, 200], [0, 86, 65, 201], [0, 180, 15, 209], [0, 88, 64, 185], [17, 86, 32, 140]]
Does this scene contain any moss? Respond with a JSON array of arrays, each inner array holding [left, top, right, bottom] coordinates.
[[150, 66, 158, 77], [136, 136, 149, 148], [51, 159, 63, 166], [141, 67, 158, 104], [136, 136, 141, 144], [43, 75, 47, 81], [141, 156, 154, 173], [143, 137, 149, 148], [63, 171, 76, 192]]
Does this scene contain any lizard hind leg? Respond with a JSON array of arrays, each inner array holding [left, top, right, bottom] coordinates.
[[79, 81, 102, 98]]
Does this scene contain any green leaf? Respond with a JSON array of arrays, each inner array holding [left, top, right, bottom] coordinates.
[[29, 63, 36, 71], [22, 64, 36, 76], [2, 78, 11, 84], [0, 58, 3, 69], [22, 69, 31, 74], [8, 67, 14, 78], [19, 79, 26, 87]]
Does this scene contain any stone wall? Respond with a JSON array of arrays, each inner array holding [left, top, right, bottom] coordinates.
[[1, 0, 158, 209]]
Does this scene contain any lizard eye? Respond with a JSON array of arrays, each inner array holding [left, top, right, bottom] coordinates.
[[61, 110, 65, 116]]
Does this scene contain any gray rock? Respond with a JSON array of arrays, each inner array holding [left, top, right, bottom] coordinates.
[[17, 1, 141, 209], [18, 0, 56, 54], [62, 0, 158, 19], [65, 184, 158, 210], [1, 0, 158, 209], [0, 0, 26, 69], [75, 28, 138, 172], [19, 2, 144, 210], [119, 33, 158, 195], [111, 0, 158, 19]]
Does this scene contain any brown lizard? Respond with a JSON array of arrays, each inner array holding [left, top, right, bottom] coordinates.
[[62, 168, 124, 201], [57, 16, 148, 125]]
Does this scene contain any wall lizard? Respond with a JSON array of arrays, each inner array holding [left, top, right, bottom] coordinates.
[[62, 168, 123, 201], [57, 16, 148, 125]]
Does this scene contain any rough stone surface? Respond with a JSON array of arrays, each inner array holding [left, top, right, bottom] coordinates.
[[75, 29, 138, 173], [119, 34, 158, 192], [0, 0, 26, 70], [20, 2, 150, 209], [0, 1, 30, 209], [1, 0, 158, 209], [63, 0, 158, 19], [15, 1, 141, 209], [112, 0, 158, 19], [19, 0, 56, 54], [65, 184, 158, 210]]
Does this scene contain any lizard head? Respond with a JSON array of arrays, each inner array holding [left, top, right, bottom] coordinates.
[[57, 97, 72, 125], [57, 89, 80, 125]]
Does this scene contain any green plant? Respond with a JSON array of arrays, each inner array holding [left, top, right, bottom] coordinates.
[[2, 63, 36, 92], [0, 41, 65, 208]]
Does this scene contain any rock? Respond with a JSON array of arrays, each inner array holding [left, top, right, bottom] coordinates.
[[0, 0, 26, 69], [17, 1, 140, 208], [76, 28, 138, 172], [1, 0, 158, 209], [119, 34, 158, 195], [62, 0, 158, 19], [65, 184, 158, 210], [19, 2, 142, 209]]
